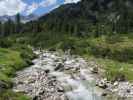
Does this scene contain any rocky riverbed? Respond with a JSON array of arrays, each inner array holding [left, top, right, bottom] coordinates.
[[12, 50, 133, 100]]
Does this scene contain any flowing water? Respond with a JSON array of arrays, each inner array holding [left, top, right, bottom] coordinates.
[[13, 51, 115, 100]]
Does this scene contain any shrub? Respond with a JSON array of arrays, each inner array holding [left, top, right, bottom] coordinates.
[[0, 39, 13, 48]]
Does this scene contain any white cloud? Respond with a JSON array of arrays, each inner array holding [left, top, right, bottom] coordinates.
[[64, 0, 81, 4], [39, 0, 57, 7], [0, 0, 57, 16], [25, 0, 57, 15], [25, 2, 39, 15], [0, 0, 80, 16], [0, 0, 26, 16]]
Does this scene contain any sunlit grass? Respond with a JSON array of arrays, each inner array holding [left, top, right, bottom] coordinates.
[[0, 46, 34, 100]]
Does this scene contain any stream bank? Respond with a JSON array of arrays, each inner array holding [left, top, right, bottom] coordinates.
[[12, 50, 133, 100]]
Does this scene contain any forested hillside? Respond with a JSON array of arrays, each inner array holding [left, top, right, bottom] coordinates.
[[0, 0, 133, 36], [37, 0, 133, 35]]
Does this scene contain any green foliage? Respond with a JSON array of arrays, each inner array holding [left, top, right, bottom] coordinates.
[[88, 35, 133, 63], [58, 37, 77, 51], [0, 38, 14, 48], [93, 58, 133, 82], [0, 90, 30, 100], [0, 36, 35, 100], [0, 48, 26, 79]]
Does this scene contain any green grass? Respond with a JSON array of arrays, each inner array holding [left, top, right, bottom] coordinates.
[[0, 48, 27, 76], [0, 48, 32, 100], [0, 90, 31, 100], [81, 34, 133, 81], [85, 56, 133, 82], [87, 35, 133, 63], [0, 37, 35, 100]]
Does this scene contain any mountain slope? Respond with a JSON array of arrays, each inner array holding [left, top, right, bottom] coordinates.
[[30, 0, 133, 34]]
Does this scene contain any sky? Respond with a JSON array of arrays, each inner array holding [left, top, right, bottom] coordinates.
[[0, 0, 81, 16]]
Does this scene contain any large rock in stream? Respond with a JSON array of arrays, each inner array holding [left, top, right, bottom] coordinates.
[[54, 63, 64, 71], [0, 81, 8, 92]]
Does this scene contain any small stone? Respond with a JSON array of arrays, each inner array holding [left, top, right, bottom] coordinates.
[[114, 81, 119, 86], [18, 81, 24, 84], [57, 87, 64, 92], [101, 92, 108, 96], [45, 69, 50, 73], [91, 67, 98, 74], [54, 59, 59, 62], [33, 96, 38, 100], [127, 89, 130, 93], [49, 48, 56, 51], [54, 63, 64, 71], [98, 80, 108, 89], [13, 89, 26, 93], [99, 84, 107, 89]]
